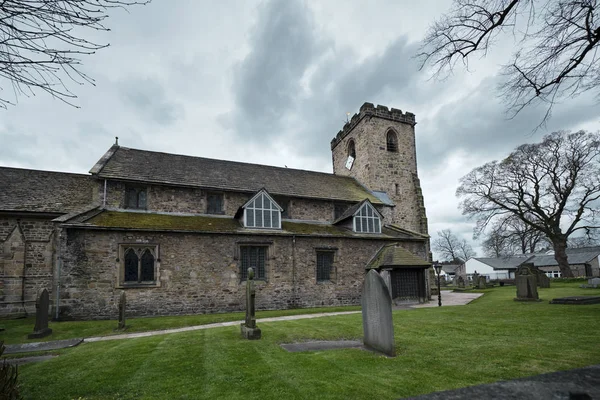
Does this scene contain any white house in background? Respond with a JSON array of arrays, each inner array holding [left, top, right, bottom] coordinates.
[[464, 256, 534, 281]]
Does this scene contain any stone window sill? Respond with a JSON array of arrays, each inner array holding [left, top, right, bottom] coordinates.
[[116, 282, 160, 289]]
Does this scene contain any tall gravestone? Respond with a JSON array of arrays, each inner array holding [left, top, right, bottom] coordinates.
[[477, 275, 487, 289], [472, 272, 479, 287], [241, 268, 261, 340], [117, 291, 126, 330], [28, 289, 53, 339], [457, 276, 466, 288], [362, 270, 395, 357], [515, 264, 539, 301]]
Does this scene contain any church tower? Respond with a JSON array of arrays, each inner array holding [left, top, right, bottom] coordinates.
[[331, 102, 428, 235]]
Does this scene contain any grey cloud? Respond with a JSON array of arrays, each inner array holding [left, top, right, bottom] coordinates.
[[0, 128, 38, 165], [416, 76, 600, 175], [226, 0, 328, 137], [119, 78, 184, 126]]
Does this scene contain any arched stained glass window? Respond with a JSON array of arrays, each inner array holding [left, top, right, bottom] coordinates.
[[140, 250, 155, 281], [124, 249, 139, 282], [348, 140, 356, 159]]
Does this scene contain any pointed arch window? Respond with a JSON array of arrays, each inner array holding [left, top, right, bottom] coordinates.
[[243, 191, 282, 229], [347, 140, 356, 159], [353, 202, 382, 233], [119, 245, 159, 287], [386, 130, 398, 152]]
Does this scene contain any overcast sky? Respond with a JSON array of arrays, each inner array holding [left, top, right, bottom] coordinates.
[[1, 0, 599, 259]]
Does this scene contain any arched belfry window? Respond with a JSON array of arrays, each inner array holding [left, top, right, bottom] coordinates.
[[347, 140, 356, 159], [386, 130, 398, 152]]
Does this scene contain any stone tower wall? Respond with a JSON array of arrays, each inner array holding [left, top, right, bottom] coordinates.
[[331, 103, 428, 235]]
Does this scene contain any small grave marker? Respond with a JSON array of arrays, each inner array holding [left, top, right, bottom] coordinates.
[[117, 291, 126, 330], [457, 276, 466, 288], [28, 289, 52, 339], [477, 275, 487, 289], [362, 270, 395, 357], [241, 267, 261, 340]]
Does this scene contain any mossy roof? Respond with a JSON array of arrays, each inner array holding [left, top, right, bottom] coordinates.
[[366, 244, 430, 269], [81, 211, 402, 239]]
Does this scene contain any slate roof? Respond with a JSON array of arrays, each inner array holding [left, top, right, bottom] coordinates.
[[474, 256, 534, 270], [0, 167, 96, 214], [69, 210, 405, 239], [366, 243, 430, 269], [474, 247, 600, 270], [532, 247, 600, 267], [441, 264, 461, 274], [91, 146, 383, 204]]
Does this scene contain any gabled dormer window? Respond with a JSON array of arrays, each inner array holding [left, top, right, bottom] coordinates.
[[243, 190, 283, 229], [353, 201, 382, 233]]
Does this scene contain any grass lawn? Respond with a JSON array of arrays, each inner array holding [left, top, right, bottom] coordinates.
[[0, 306, 360, 345], [9, 283, 600, 399]]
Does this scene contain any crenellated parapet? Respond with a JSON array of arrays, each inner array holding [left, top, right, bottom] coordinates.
[[330, 102, 416, 150]]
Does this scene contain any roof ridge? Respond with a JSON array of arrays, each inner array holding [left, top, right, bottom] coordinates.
[[0, 166, 90, 177], [108, 145, 359, 180]]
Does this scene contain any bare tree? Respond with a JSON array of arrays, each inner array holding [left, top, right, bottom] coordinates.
[[481, 214, 549, 256], [0, 0, 149, 108], [568, 227, 600, 247], [433, 229, 476, 262], [457, 130, 600, 277], [418, 0, 600, 126]]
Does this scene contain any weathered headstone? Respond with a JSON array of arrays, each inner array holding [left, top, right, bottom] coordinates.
[[117, 291, 126, 330], [241, 267, 261, 340], [28, 289, 52, 339], [362, 269, 395, 357], [477, 275, 487, 289], [535, 270, 551, 288], [588, 278, 600, 288], [472, 272, 479, 287], [457, 276, 466, 288], [515, 264, 539, 301]]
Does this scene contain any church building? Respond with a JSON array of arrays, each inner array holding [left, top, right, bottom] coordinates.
[[0, 102, 431, 320]]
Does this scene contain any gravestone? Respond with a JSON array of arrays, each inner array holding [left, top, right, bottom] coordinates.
[[515, 264, 539, 301], [535, 270, 551, 288], [241, 267, 261, 340], [472, 272, 479, 287], [117, 291, 126, 330], [588, 278, 600, 288], [457, 276, 466, 288], [477, 275, 487, 289], [28, 289, 52, 339], [361, 269, 395, 357]]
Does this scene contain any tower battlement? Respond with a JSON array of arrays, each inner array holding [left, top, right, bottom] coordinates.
[[330, 102, 416, 150]]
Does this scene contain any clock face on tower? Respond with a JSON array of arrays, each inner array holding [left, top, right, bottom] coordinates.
[[345, 155, 354, 170]]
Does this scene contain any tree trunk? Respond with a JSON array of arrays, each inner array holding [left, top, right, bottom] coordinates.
[[552, 237, 574, 278]]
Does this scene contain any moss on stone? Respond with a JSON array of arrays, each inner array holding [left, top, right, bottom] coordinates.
[[86, 211, 354, 236]]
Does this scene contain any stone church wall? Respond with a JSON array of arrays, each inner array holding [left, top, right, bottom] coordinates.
[[0, 216, 55, 317], [101, 180, 371, 223], [58, 227, 426, 320]]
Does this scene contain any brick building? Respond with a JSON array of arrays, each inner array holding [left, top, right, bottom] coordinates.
[[0, 102, 431, 320]]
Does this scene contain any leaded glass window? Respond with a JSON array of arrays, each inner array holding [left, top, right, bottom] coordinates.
[[240, 246, 266, 280], [121, 245, 158, 285], [386, 130, 398, 152], [125, 187, 147, 209], [316, 251, 334, 282], [244, 192, 282, 229], [207, 193, 224, 214], [354, 202, 381, 233]]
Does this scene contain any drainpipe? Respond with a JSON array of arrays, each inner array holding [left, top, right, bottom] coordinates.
[[54, 230, 62, 320], [292, 235, 297, 308], [103, 179, 107, 208]]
